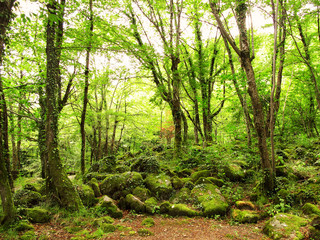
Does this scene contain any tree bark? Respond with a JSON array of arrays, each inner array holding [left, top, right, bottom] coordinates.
[[210, 0, 274, 192], [0, 0, 16, 224], [45, 0, 83, 210], [80, 0, 93, 175]]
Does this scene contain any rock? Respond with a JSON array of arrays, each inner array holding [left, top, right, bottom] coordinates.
[[263, 213, 309, 240], [76, 184, 97, 207], [141, 217, 155, 227], [132, 187, 151, 202], [171, 176, 184, 190], [235, 201, 256, 210], [97, 195, 123, 218], [14, 189, 42, 207], [26, 207, 51, 223], [145, 197, 158, 215], [101, 223, 116, 233], [159, 201, 199, 217], [191, 184, 228, 217], [171, 188, 192, 204], [231, 209, 260, 223], [302, 203, 320, 216], [138, 228, 154, 236], [176, 169, 192, 178], [99, 171, 144, 199], [190, 170, 212, 183], [311, 216, 320, 230], [93, 216, 115, 227], [124, 194, 146, 213], [91, 156, 117, 173], [131, 156, 160, 174], [144, 173, 173, 200], [16, 220, 34, 232], [223, 163, 245, 181], [89, 178, 102, 197]]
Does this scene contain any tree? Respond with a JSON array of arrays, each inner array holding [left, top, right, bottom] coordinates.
[[45, 0, 83, 210], [0, 0, 16, 225], [210, 0, 274, 192]]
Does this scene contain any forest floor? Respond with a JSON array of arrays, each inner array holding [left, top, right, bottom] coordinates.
[[28, 211, 271, 240]]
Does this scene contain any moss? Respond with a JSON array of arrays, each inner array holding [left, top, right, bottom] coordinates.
[[206, 177, 225, 187], [168, 204, 199, 217], [235, 201, 255, 210], [125, 194, 146, 213], [97, 196, 123, 218], [76, 184, 97, 207], [19, 230, 36, 240], [302, 203, 320, 216], [171, 188, 192, 204], [93, 216, 115, 227], [145, 197, 158, 215], [159, 201, 171, 214], [101, 223, 116, 233], [89, 178, 101, 197], [176, 168, 192, 178], [184, 181, 194, 190], [16, 220, 34, 232], [191, 184, 228, 217], [131, 156, 160, 174], [231, 209, 260, 223], [13, 189, 42, 207], [190, 170, 211, 183], [144, 173, 173, 200], [171, 176, 184, 189], [26, 207, 51, 223], [132, 187, 151, 201], [223, 163, 245, 181], [263, 213, 309, 240], [142, 217, 155, 227], [99, 172, 143, 199], [137, 228, 154, 236]]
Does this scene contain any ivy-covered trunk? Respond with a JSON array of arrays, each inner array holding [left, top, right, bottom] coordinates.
[[45, 0, 83, 210], [0, 0, 16, 225]]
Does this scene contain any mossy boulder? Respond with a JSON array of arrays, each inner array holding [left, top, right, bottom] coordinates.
[[138, 228, 154, 236], [83, 172, 108, 183], [89, 178, 102, 197], [99, 171, 144, 199], [142, 217, 155, 227], [124, 194, 146, 213], [145, 197, 158, 215], [90, 156, 117, 173], [14, 189, 42, 207], [176, 168, 192, 178], [101, 223, 116, 233], [191, 183, 228, 217], [171, 176, 184, 190], [131, 156, 160, 174], [302, 203, 320, 216], [132, 187, 151, 201], [16, 220, 34, 232], [76, 184, 97, 207], [97, 195, 123, 218], [231, 209, 260, 223], [144, 173, 173, 200], [171, 188, 192, 204], [93, 216, 115, 227], [26, 207, 51, 223], [190, 170, 212, 183], [263, 213, 309, 240], [159, 202, 199, 217], [235, 201, 256, 210], [223, 163, 245, 181]]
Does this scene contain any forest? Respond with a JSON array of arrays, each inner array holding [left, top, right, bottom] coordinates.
[[0, 0, 320, 239]]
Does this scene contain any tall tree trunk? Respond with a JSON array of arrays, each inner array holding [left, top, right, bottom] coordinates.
[[80, 0, 93, 175], [210, 0, 274, 192], [45, 0, 83, 210], [0, 0, 16, 225]]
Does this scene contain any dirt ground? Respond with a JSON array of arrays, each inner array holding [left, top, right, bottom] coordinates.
[[31, 212, 271, 240]]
